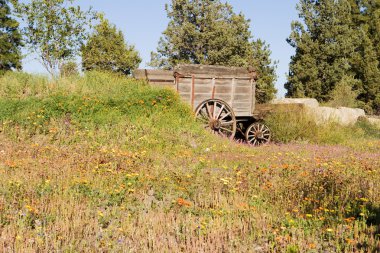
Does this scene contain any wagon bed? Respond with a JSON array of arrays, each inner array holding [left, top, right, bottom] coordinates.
[[134, 64, 271, 145]]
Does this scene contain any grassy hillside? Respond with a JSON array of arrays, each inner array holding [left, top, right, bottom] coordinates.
[[0, 72, 379, 252]]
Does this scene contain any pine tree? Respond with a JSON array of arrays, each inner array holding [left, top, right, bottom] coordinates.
[[363, 0, 380, 66], [151, 0, 277, 103], [347, 0, 380, 113], [286, 0, 380, 113], [81, 17, 141, 75], [0, 0, 22, 75]]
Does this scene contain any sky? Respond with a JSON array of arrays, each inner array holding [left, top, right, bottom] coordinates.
[[22, 0, 300, 97]]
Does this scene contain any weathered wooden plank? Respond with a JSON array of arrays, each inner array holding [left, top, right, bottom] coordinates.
[[174, 64, 257, 79], [233, 93, 251, 103], [234, 86, 252, 94], [133, 69, 174, 82], [178, 83, 253, 95], [179, 85, 215, 94]]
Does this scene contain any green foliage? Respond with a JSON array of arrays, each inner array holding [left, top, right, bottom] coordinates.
[[252, 39, 278, 103], [355, 116, 380, 139], [0, 0, 22, 75], [151, 0, 277, 103], [60, 61, 79, 77], [11, 0, 96, 77], [265, 108, 319, 143], [150, 0, 252, 68], [286, 0, 380, 114], [264, 107, 378, 144], [0, 71, 201, 148], [81, 16, 141, 75], [325, 76, 359, 108]]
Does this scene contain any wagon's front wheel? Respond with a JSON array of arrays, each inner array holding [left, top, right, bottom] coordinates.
[[245, 123, 271, 146], [195, 99, 236, 139]]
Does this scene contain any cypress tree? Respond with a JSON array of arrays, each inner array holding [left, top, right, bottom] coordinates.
[[0, 0, 22, 75]]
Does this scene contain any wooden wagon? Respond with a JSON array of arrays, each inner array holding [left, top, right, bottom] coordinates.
[[134, 64, 271, 146]]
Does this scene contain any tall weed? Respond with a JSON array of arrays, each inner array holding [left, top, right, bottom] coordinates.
[[264, 107, 377, 144]]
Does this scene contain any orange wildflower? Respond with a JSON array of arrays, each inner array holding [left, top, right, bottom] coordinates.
[[177, 198, 191, 207]]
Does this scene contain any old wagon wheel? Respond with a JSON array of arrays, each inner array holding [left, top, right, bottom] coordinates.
[[195, 99, 237, 139], [245, 123, 271, 146]]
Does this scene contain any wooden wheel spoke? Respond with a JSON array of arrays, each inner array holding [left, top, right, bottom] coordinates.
[[215, 105, 225, 120], [206, 103, 213, 118], [212, 101, 218, 119], [221, 120, 234, 126], [220, 112, 231, 121], [220, 127, 233, 133]]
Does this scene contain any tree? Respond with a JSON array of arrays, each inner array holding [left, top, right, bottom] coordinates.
[[11, 0, 95, 77], [0, 0, 22, 75], [60, 61, 79, 77], [286, 0, 380, 113], [251, 39, 278, 103], [151, 0, 277, 103], [363, 0, 380, 67], [325, 75, 359, 108], [81, 17, 141, 75]]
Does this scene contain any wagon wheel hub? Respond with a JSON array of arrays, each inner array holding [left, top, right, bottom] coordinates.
[[209, 119, 222, 130], [245, 123, 271, 146], [254, 130, 264, 139]]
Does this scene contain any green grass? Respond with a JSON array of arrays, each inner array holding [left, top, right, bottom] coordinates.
[[264, 107, 380, 144], [0, 71, 379, 252], [0, 71, 207, 152]]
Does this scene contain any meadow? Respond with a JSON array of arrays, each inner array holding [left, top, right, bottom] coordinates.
[[0, 72, 379, 252]]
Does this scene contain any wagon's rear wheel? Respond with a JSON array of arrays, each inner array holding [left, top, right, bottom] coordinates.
[[195, 99, 236, 139], [245, 123, 271, 146]]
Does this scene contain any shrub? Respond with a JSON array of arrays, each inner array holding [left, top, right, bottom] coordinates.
[[264, 107, 318, 143], [325, 76, 359, 108], [264, 107, 376, 144], [60, 61, 79, 77]]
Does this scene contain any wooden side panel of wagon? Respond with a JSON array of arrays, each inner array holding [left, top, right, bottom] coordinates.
[[133, 69, 175, 88], [173, 64, 257, 117]]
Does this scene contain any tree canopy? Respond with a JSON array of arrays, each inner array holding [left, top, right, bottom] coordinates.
[[0, 0, 22, 75], [286, 0, 380, 114], [11, 0, 95, 77], [150, 0, 277, 103], [81, 17, 141, 75]]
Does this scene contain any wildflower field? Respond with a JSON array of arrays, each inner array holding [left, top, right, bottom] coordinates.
[[0, 72, 379, 252]]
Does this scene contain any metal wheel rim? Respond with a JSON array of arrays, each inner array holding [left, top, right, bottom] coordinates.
[[245, 123, 271, 146], [195, 99, 236, 139]]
